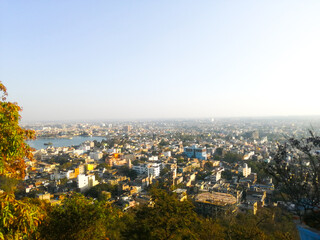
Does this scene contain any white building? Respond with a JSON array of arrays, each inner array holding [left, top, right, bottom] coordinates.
[[77, 174, 99, 192], [242, 163, 251, 177], [132, 163, 161, 178], [77, 174, 88, 190], [148, 163, 161, 177]]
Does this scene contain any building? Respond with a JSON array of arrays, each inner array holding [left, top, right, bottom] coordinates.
[[148, 163, 161, 177], [206, 167, 224, 183], [195, 192, 237, 217], [77, 174, 99, 192], [77, 174, 89, 191], [242, 163, 251, 177], [184, 145, 207, 160], [132, 163, 161, 177]]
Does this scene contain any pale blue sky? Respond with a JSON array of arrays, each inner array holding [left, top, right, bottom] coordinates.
[[1, 1, 320, 121]]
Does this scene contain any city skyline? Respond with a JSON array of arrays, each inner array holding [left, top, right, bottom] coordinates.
[[1, 1, 320, 122]]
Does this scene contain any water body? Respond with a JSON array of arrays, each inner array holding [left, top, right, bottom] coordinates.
[[27, 136, 106, 150]]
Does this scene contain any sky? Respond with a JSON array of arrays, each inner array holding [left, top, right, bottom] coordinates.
[[1, 1, 320, 122]]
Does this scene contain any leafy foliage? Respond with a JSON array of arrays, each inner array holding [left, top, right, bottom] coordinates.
[[40, 193, 123, 240], [0, 82, 35, 180], [0, 193, 47, 240], [123, 188, 201, 240], [247, 161, 268, 181], [220, 208, 298, 240], [159, 139, 169, 147], [221, 169, 233, 180], [0, 82, 46, 239], [266, 132, 320, 228], [223, 152, 243, 163], [85, 183, 118, 200], [118, 166, 137, 180]]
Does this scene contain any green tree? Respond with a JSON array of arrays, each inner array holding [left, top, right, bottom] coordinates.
[[40, 193, 123, 240], [247, 160, 268, 181], [119, 165, 137, 180], [85, 183, 118, 200], [197, 218, 226, 240], [221, 169, 233, 180], [220, 208, 298, 240], [214, 147, 224, 157], [159, 139, 169, 147], [123, 188, 202, 240], [0, 83, 35, 180], [223, 152, 243, 163], [0, 82, 46, 239]]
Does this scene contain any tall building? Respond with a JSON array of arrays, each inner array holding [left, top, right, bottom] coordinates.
[[242, 163, 251, 177], [184, 145, 207, 160], [77, 174, 99, 192]]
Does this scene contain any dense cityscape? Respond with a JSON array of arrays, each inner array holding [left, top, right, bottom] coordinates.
[[2, 92, 320, 239], [17, 118, 319, 229], [3, 116, 317, 239]]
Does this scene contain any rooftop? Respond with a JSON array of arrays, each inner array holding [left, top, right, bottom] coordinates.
[[195, 192, 237, 206]]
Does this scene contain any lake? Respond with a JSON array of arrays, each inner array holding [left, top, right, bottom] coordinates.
[[27, 136, 107, 150]]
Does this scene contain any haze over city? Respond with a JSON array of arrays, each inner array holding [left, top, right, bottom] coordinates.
[[1, 1, 320, 122]]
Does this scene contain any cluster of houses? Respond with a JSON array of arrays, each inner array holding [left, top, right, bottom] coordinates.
[[22, 128, 276, 217]]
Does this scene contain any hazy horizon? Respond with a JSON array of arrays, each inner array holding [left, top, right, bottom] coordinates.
[[1, 1, 320, 122], [20, 115, 320, 125]]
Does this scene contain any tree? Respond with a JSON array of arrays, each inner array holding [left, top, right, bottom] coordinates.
[[40, 193, 123, 240], [85, 183, 118, 200], [219, 208, 298, 240], [123, 187, 202, 240], [223, 152, 243, 163], [214, 147, 224, 157], [221, 169, 233, 181], [197, 218, 226, 240], [0, 82, 46, 239], [159, 139, 169, 147], [119, 165, 137, 180], [266, 132, 320, 229], [0, 83, 35, 180], [247, 160, 268, 181]]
